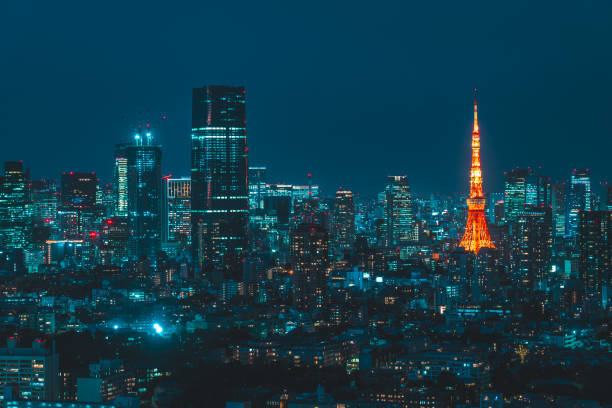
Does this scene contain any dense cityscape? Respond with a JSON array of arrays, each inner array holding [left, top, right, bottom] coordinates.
[[0, 84, 609, 408]]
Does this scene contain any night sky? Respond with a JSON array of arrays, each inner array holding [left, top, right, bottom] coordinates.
[[0, 1, 610, 197]]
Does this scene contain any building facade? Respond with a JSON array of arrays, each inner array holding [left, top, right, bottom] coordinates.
[[191, 85, 248, 273]]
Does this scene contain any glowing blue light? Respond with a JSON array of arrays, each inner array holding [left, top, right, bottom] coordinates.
[[153, 323, 163, 334], [113, 325, 118, 330], [375, 276, 383, 283]]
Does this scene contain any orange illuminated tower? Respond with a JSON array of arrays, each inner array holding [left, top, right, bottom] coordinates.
[[459, 91, 495, 253]]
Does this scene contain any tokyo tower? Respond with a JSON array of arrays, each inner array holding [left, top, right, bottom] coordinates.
[[458, 91, 495, 253]]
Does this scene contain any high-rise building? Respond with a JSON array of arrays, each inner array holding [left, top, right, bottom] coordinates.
[[332, 190, 355, 253], [551, 182, 566, 237], [124, 133, 162, 261], [0, 337, 60, 401], [162, 177, 191, 245], [568, 169, 592, 236], [248, 166, 267, 211], [191, 85, 248, 273], [60, 172, 97, 209], [0, 161, 31, 249], [100, 216, 129, 263], [113, 145, 129, 217], [58, 172, 101, 239], [504, 168, 530, 223], [459, 93, 494, 253], [571, 169, 592, 210], [578, 211, 611, 293], [30, 180, 58, 225], [291, 223, 329, 310], [511, 208, 552, 292], [384, 176, 415, 248]]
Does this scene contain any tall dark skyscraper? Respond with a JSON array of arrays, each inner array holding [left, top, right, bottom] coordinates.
[[60, 172, 97, 209], [504, 168, 530, 223], [332, 190, 355, 254], [568, 169, 592, 237], [578, 210, 611, 292], [291, 223, 329, 310], [191, 85, 248, 273], [551, 182, 566, 237], [0, 162, 30, 249], [383, 176, 415, 249], [511, 207, 552, 293], [122, 133, 162, 261]]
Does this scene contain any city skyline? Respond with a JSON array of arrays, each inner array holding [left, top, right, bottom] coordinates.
[[0, 86, 609, 199], [0, 2, 610, 406], [1, 2, 611, 195]]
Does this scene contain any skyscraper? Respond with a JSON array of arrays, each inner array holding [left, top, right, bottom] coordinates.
[[113, 146, 129, 217], [459, 93, 494, 253], [0, 162, 30, 249], [124, 132, 162, 261], [30, 180, 58, 225], [568, 169, 591, 236], [504, 168, 530, 223], [571, 169, 592, 210], [60, 172, 97, 209], [191, 85, 248, 273], [162, 177, 191, 246], [332, 190, 355, 253], [291, 223, 329, 310], [578, 210, 611, 293], [551, 182, 566, 237], [384, 176, 415, 248], [511, 208, 552, 292], [248, 166, 267, 211], [57, 172, 101, 239]]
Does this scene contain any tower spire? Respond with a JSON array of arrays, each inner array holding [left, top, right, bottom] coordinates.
[[473, 88, 478, 133], [459, 91, 494, 254]]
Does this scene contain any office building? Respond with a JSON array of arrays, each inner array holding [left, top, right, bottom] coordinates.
[[0, 162, 31, 250], [191, 85, 248, 273], [113, 146, 129, 217], [60, 172, 97, 209], [551, 182, 566, 237], [511, 208, 552, 292], [162, 177, 191, 246], [578, 211, 611, 292], [248, 166, 267, 211], [504, 168, 530, 223], [567, 169, 591, 237], [30, 180, 58, 225], [384, 176, 415, 248], [332, 190, 355, 253], [122, 134, 162, 261], [291, 223, 329, 310], [0, 337, 59, 401]]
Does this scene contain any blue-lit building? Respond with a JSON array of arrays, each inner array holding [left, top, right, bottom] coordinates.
[[191, 85, 248, 274], [162, 177, 191, 246], [248, 166, 267, 211], [567, 168, 591, 237], [383, 176, 415, 249], [119, 133, 162, 262], [0, 162, 31, 250]]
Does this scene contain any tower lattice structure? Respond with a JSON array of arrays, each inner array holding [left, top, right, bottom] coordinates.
[[459, 91, 495, 253]]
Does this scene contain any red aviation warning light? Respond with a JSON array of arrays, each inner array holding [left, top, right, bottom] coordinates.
[[458, 90, 495, 253]]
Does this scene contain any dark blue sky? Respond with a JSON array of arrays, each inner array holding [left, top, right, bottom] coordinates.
[[0, 1, 610, 196]]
